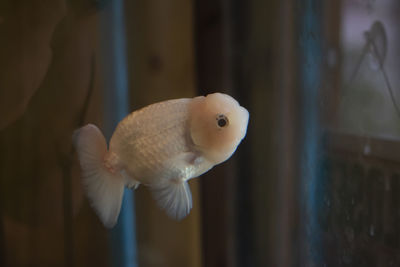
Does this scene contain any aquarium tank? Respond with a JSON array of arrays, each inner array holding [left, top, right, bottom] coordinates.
[[1, 0, 400, 266]]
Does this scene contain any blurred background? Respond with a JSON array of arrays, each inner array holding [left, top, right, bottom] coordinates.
[[1, 0, 400, 266]]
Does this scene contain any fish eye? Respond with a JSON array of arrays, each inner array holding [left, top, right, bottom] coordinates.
[[216, 114, 229, 128]]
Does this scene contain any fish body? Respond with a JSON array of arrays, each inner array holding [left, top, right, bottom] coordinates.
[[74, 93, 249, 228], [109, 98, 209, 185]]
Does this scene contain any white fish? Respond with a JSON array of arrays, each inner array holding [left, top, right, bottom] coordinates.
[[73, 93, 249, 228]]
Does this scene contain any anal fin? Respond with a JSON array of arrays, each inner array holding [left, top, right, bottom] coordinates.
[[150, 179, 192, 220], [121, 169, 140, 190]]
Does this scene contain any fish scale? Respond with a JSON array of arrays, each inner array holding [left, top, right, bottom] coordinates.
[[112, 100, 191, 184]]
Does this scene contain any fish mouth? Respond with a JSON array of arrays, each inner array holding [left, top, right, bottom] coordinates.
[[238, 106, 249, 139], [240, 106, 249, 125]]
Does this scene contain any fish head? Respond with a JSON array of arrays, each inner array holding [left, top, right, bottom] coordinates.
[[189, 93, 249, 164]]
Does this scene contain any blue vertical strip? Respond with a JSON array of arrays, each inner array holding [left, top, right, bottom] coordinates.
[[298, 0, 323, 265], [99, 1, 137, 267]]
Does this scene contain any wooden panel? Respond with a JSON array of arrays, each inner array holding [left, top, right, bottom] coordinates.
[[0, 1, 113, 266], [228, 1, 298, 267], [325, 130, 400, 165], [0, 0, 66, 130], [1, 1, 203, 266], [193, 1, 233, 267], [124, 1, 203, 267], [194, 0, 299, 266], [320, 152, 400, 266]]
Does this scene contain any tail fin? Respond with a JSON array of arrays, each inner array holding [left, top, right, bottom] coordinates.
[[73, 124, 124, 228]]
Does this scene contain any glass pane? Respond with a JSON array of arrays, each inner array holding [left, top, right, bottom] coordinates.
[[339, 0, 400, 137]]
